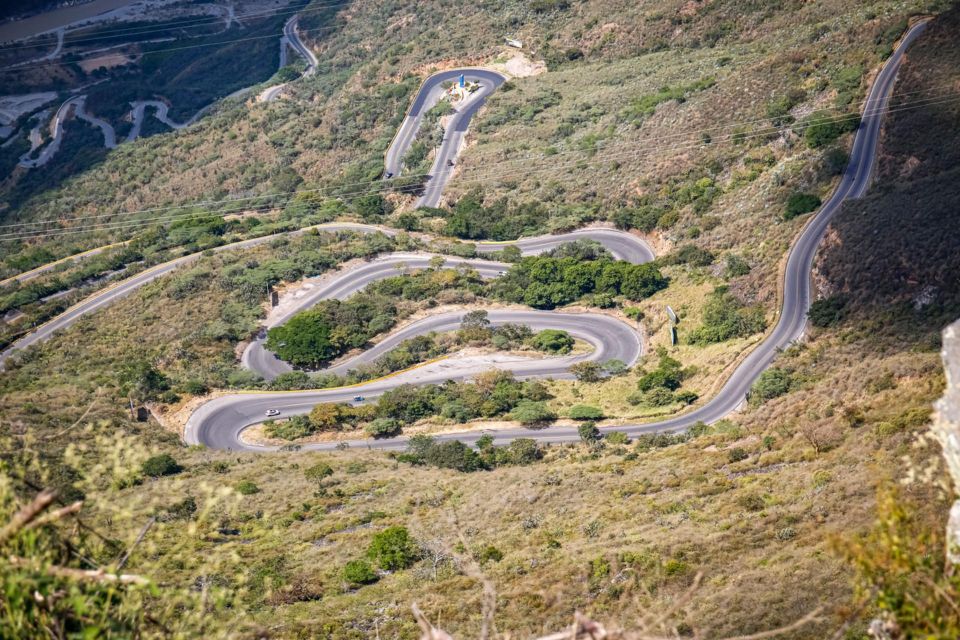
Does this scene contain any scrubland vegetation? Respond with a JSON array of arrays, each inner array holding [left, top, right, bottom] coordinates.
[[2, 0, 960, 638]]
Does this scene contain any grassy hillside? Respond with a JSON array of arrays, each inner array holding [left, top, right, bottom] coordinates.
[[2, 1, 960, 638]]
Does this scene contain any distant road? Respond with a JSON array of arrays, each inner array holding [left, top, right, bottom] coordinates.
[[260, 16, 318, 103], [384, 69, 507, 208], [0, 224, 650, 370], [0, 240, 127, 287], [0, 223, 391, 369], [186, 20, 930, 452]]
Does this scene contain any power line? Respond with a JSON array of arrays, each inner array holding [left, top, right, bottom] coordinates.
[[11, 73, 955, 215], [5, 92, 957, 238], [3, 86, 958, 237], [4, 91, 957, 242]]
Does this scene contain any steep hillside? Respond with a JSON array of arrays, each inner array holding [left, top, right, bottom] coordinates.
[[2, 1, 960, 638]]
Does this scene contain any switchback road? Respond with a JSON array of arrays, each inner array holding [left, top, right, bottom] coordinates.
[[185, 19, 930, 451]]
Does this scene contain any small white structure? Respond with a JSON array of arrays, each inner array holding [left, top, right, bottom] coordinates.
[[505, 37, 523, 49]]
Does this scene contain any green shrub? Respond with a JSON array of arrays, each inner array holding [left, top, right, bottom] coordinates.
[[750, 368, 794, 405], [570, 361, 604, 382], [803, 110, 859, 148], [737, 493, 765, 511], [265, 415, 314, 440], [141, 454, 182, 478], [365, 418, 402, 438], [236, 480, 260, 495], [644, 387, 676, 406], [808, 295, 849, 327], [424, 441, 486, 472], [666, 245, 715, 267], [304, 463, 333, 489], [498, 438, 543, 465], [530, 329, 574, 354], [342, 559, 378, 586], [509, 401, 556, 425], [687, 288, 766, 345], [367, 526, 418, 571], [637, 354, 684, 391], [784, 193, 822, 220], [728, 448, 749, 463], [477, 545, 504, 564], [578, 421, 601, 443], [724, 254, 751, 278], [606, 431, 630, 445], [569, 405, 604, 420]]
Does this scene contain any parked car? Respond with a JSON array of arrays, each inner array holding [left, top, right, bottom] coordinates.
[[265, 409, 280, 417], [353, 396, 365, 402]]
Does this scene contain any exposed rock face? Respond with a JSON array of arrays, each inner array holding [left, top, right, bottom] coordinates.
[[936, 320, 960, 564]]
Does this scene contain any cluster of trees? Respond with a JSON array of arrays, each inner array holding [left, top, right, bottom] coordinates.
[[396, 433, 543, 472], [304, 316, 573, 390], [429, 190, 562, 240], [266, 371, 555, 441], [687, 287, 767, 345], [266, 292, 398, 367], [628, 351, 699, 407], [610, 170, 721, 234], [366, 263, 484, 301], [457, 310, 574, 354], [491, 255, 667, 309]]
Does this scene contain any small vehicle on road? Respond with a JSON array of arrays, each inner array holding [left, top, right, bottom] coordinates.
[[353, 395, 365, 402], [385, 171, 393, 179], [265, 409, 280, 417], [446, 159, 454, 167]]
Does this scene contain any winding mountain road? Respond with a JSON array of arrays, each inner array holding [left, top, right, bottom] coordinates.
[[3, 20, 927, 453], [384, 69, 507, 207], [243, 229, 652, 380], [185, 20, 930, 451], [260, 16, 318, 103]]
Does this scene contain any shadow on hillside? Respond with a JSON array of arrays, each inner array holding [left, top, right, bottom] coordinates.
[[815, 8, 960, 349]]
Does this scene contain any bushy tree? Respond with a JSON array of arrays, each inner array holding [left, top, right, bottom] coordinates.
[[365, 418, 402, 438], [304, 462, 333, 490], [569, 405, 604, 420], [784, 192, 822, 220], [570, 361, 603, 382], [141, 454, 182, 478], [578, 421, 601, 442], [266, 311, 336, 367], [637, 353, 685, 391], [509, 401, 556, 426], [749, 368, 794, 405], [530, 329, 574, 354], [367, 526, 418, 570], [687, 288, 767, 345], [343, 559, 378, 586]]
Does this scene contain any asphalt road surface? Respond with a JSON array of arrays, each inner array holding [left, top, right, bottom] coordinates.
[[0, 225, 649, 369], [242, 226, 653, 380], [0, 223, 395, 370], [384, 69, 507, 208], [186, 20, 930, 452]]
